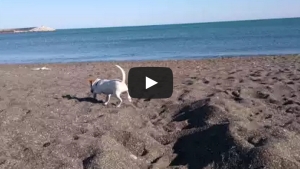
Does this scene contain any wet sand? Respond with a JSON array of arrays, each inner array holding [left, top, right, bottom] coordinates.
[[0, 55, 300, 169]]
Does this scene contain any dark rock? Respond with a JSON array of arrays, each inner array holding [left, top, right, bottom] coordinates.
[[202, 78, 210, 84], [250, 72, 261, 77], [43, 142, 51, 147], [266, 86, 272, 90], [93, 131, 103, 138], [257, 91, 270, 99], [232, 90, 240, 98], [224, 89, 231, 95], [248, 136, 267, 147], [265, 114, 272, 119], [183, 79, 193, 85], [250, 77, 262, 82], [286, 107, 300, 114], [283, 100, 294, 105], [269, 98, 278, 104], [73, 135, 79, 140], [149, 113, 157, 120]]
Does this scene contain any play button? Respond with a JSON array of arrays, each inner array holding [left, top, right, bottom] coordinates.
[[128, 67, 173, 99], [146, 77, 158, 89]]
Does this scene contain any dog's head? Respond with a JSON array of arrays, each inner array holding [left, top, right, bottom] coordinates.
[[89, 78, 100, 93], [89, 79, 95, 93]]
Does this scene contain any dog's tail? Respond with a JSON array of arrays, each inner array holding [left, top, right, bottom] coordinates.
[[115, 65, 126, 83]]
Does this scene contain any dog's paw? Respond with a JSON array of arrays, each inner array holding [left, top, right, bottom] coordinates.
[[93, 94, 97, 99], [104, 102, 108, 106]]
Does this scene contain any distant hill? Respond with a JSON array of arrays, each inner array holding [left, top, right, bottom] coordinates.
[[0, 26, 55, 34]]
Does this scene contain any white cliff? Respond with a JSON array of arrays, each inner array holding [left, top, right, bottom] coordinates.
[[1, 26, 56, 34], [29, 26, 55, 32]]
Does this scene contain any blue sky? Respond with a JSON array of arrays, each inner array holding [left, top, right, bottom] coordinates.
[[1, 0, 300, 29]]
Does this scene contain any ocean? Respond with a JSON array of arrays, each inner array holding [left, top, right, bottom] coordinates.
[[0, 17, 300, 64]]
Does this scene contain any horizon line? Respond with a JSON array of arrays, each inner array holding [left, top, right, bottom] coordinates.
[[58, 16, 300, 30], [2, 16, 299, 30]]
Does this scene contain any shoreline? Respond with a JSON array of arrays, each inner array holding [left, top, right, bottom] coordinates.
[[0, 54, 299, 66]]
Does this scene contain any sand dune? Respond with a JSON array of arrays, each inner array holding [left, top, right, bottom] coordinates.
[[0, 55, 300, 169]]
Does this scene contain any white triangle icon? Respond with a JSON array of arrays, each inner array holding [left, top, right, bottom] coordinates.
[[146, 77, 158, 89]]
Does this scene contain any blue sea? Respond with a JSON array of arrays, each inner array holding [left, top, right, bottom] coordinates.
[[0, 18, 300, 64]]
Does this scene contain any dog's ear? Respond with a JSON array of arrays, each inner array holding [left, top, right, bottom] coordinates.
[[88, 79, 94, 86]]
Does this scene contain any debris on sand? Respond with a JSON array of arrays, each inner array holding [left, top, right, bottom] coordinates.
[[130, 154, 138, 160], [32, 67, 51, 70]]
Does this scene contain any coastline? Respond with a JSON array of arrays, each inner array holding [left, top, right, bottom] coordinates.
[[0, 53, 299, 66], [1, 54, 300, 168]]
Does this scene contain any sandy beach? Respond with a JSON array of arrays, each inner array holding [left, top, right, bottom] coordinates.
[[0, 55, 300, 169]]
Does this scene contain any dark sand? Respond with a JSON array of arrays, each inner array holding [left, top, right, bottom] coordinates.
[[0, 55, 300, 169]]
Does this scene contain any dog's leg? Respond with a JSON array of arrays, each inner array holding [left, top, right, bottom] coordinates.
[[127, 91, 132, 102], [93, 93, 97, 99], [104, 94, 111, 105], [115, 92, 123, 107]]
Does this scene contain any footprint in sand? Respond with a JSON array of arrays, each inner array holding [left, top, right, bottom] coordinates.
[[182, 79, 194, 86], [178, 90, 190, 102]]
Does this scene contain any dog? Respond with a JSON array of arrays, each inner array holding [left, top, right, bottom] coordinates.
[[89, 65, 132, 107]]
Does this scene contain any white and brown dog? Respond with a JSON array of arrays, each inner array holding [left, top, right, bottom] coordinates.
[[89, 65, 132, 107]]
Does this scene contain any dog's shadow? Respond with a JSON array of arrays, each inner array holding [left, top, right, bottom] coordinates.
[[62, 94, 103, 103]]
